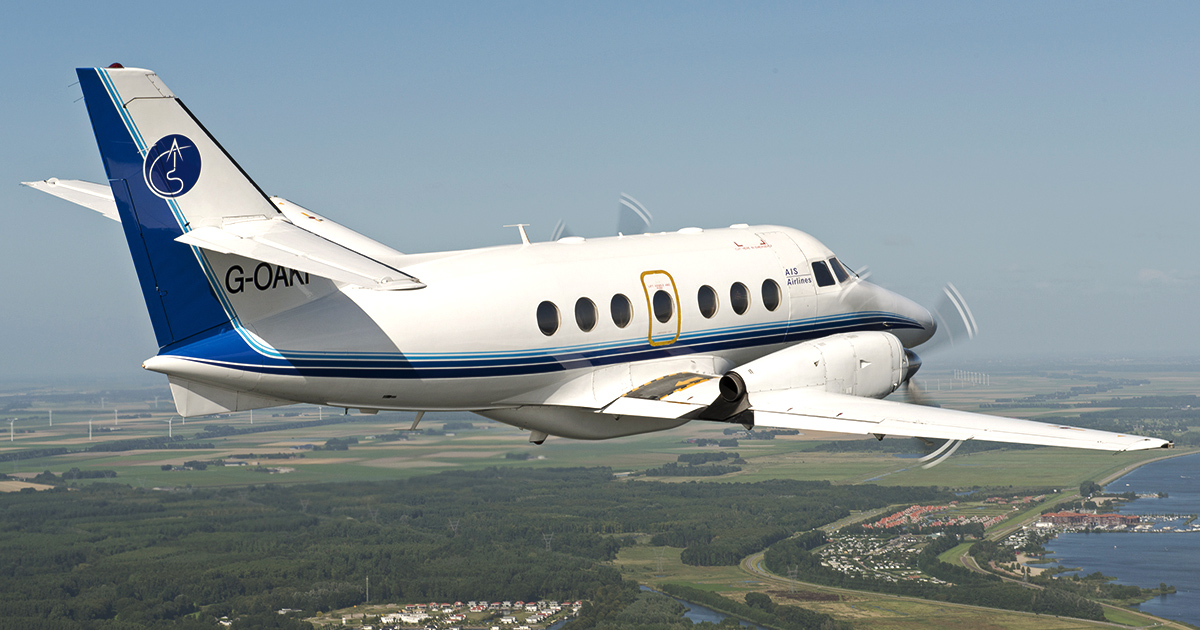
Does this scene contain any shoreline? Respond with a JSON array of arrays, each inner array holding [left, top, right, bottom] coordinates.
[[1097, 449, 1198, 487], [1036, 450, 1200, 628]]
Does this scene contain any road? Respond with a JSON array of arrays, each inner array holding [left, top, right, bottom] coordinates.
[[740, 550, 1189, 629], [737, 452, 1200, 630]]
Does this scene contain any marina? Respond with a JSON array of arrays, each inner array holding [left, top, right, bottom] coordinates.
[[1043, 453, 1200, 627]]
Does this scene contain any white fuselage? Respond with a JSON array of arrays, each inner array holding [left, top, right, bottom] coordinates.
[[147, 224, 933, 438]]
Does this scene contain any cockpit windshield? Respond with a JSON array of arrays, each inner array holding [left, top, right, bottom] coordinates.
[[811, 261, 835, 287], [828, 257, 851, 283]]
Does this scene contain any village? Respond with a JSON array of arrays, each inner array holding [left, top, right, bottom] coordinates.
[[812, 494, 1048, 584], [816, 534, 952, 585], [1034, 510, 1200, 533], [306, 599, 583, 629]]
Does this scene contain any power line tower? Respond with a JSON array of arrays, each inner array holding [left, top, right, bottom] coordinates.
[[786, 566, 798, 593], [654, 547, 666, 574], [448, 519, 460, 536], [543, 533, 554, 552]]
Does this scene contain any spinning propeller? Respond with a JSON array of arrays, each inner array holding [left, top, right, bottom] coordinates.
[[837, 268, 982, 467], [905, 284, 979, 467]]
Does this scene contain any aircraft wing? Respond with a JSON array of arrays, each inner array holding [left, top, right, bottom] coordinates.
[[601, 372, 722, 418], [601, 376, 1170, 452], [22, 178, 119, 221], [746, 389, 1171, 452], [177, 217, 424, 290]]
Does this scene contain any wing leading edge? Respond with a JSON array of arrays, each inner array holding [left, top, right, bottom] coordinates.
[[599, 375, 1171, 452], [750, 390, 1170, 451]]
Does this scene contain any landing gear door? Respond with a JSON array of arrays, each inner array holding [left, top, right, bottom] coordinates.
[[640, 270, 681, 347], [756, 232, 817, 342]]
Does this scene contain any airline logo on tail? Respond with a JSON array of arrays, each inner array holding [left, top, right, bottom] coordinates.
[[143, 134, 201, 198]]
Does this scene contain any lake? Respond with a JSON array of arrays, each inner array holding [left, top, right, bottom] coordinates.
[[1043, 452, 1200, 626]]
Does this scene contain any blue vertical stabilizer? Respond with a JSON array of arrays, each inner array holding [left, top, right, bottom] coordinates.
[[76, 66, 276, 348]]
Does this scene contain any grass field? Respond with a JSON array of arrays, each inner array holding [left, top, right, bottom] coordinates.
[[2, 369, 1195, 492], [4, 414, 1185, 493], [614, 545, 1128, 630], [4, 366, 1196, 629]]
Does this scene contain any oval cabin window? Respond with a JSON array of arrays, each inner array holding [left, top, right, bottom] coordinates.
[[698, 285, 718, 318], [762, 279, 781, 312], [537, 301, 560, 336], [610, 294, 633, 328], [575, 297, 598, 332], [730, 282, 750, 315], [653, 290, 674, 323]]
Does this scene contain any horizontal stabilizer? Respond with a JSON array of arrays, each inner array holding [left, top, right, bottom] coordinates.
[[23, 179, 418, 290], [176, 216, 424, 290], [22, 178, 119, 221], [270, 197, 406, 260], [748, 389, 1172, 452], [168, 377, 295, 417]]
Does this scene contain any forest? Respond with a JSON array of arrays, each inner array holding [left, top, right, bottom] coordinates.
[[0, 467, 947, 629]]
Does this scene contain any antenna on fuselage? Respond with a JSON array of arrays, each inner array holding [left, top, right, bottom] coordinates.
[[503, 224, 531, 245]]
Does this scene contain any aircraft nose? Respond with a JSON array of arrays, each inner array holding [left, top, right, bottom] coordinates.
[[889, 291, 937, 348]]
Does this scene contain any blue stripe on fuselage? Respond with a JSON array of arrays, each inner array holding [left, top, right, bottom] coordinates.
[[158, 312, 922, 379]]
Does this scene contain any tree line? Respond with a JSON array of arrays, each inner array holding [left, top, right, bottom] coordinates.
[[0, 467, 941, 628]]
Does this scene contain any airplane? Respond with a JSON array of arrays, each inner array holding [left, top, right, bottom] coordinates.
[[25, 65, 1171, 462]]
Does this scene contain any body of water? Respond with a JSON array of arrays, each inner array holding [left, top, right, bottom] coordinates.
[[640, 587, 770, 629], [1043, 452, 1200, 626]]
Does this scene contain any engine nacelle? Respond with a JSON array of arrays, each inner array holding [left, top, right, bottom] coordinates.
[[720, 331, 917, 403]]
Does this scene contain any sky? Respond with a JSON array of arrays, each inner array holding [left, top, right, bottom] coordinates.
[[1, 2, 1198, 386]]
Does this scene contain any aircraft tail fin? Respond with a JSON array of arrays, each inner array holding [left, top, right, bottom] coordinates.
[[76, 65, 283, 347]]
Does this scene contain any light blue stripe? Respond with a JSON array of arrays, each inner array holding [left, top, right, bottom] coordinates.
[[99, 68, 284, 359]]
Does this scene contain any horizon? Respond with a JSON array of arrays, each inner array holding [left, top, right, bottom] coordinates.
[[2, 3, 1198, 383]]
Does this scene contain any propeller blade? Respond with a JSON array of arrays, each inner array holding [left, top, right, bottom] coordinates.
[[920, 282, 979, 353], [550, 219, 575, 241], [617, 193, 652, 235], [920, 439, 964, 469], [926, 282, 978, 350]]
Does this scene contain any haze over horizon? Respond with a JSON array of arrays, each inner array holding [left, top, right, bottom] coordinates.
[[2, 2, 1197, 385]]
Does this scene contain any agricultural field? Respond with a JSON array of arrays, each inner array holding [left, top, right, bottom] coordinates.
[[614, 543, 1133, 630], [2, 366, 1195, 491], [1, 364, 1196, 629]]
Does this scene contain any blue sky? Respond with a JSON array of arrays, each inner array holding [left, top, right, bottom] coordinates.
[[2, 2, 1198, 385]]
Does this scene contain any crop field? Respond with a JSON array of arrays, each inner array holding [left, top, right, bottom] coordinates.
[[2, 364, 1196, 630], [1, 367, 1196, 492], [612, 545, 1124, 630]]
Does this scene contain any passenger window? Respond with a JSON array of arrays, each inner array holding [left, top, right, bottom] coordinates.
[[811, 261, 835, 287], [537, 301, 560, 336], [610, 294, 632, 328], [761, 279, 781, 312], [575, 297, 597, 332], [730, 282, 750, 315], [829, 257, 850, 283], [697, 285, 718, 319], [653, 290, 674, 323]]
